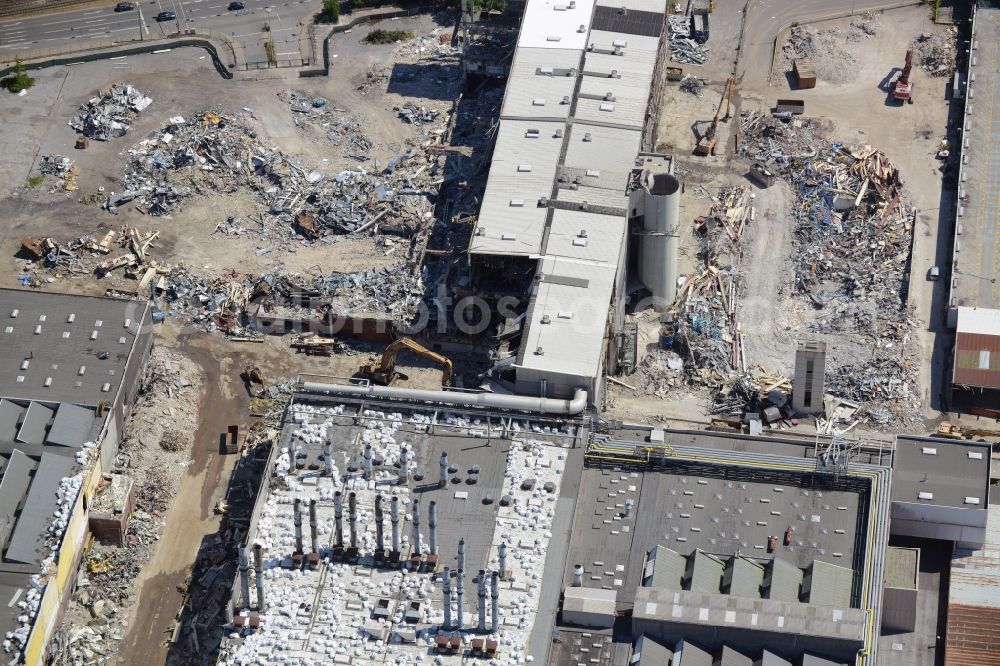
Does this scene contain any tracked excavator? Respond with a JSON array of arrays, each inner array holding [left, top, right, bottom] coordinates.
[[358, 337, 453, 387], [695, 75, 735, 156]]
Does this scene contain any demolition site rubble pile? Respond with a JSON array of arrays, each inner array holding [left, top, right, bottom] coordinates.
[[739, 111, 921, 427], [277, 90, 374, 159], [911, 30, 958, 77], [69, 83, 152, 141], [107, 110, 440, 242], [49, 348, 204, 664], [668, 14, 708, 65], [38, 154, 80, 192], [778, 19, 881, 85]]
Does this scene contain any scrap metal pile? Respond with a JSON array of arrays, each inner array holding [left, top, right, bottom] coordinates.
[[69, 83, 152, 141], [278, 89, 374, 158], [668, 187, 755, 387], [107, 110, 437, 238], [39, 154, 80, 192], [668, 14, 708, 65], [739, 111, 920, 426]]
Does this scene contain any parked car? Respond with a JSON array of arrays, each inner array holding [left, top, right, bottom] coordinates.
[[929, 266, 940, 281], [227, 1, 245, 9], [155, 10, 176, 21], [114, 2, 136, 11]]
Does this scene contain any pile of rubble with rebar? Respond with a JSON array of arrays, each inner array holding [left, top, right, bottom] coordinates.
[[668, 14, 708, 65], [68, 83, 152, 142], [739, 110, 921, 427]]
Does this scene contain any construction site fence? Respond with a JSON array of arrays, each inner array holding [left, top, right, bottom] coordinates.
[[299, 7, 419, 77], [0, 28, 237, 77]]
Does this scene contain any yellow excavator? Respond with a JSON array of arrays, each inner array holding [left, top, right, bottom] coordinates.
[[359, 337, 453, 387], [695, 75, 735, 156]]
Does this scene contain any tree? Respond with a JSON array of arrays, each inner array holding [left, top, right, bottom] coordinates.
[[1, 57, 35, 94], [322, 0, 339, 22]]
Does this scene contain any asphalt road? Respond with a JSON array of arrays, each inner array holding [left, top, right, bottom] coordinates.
[[740, 0, 921, 88], [0, 0, 318, 64]]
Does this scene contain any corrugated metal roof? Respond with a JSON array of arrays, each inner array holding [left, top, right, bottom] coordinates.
[[945, 604, 1000, 666], [16, 401, 52, 445], [800, 654, 849, 666], [955, 306, 1000, 334], [645, 545, 686, 588], [544, 209, 626, 262], [562, 123, 642, 177], [562, 585, 617, 613], [595, 0, 667, 13], [591, 4, 663, 37], [46, 403, 97, 448], [689, 550, 724, 593], [718, 645, 755, 666], [760, 651, 793, 666], [5, 451, 76, 565], [500, 47, 580, 120], [633, 634, 674, 664], [884, 546, 919, 589], [0, 449, 35, 549], [806, 560, 854, 608], [517, 0, 596, 50], [766, 557, 804, 602], [954, 331, 1000, 388], [0, 399, 23, 442], [891, 435, 991, 508], [728, 556, 765, 599], [676, 640, 712, 666], [949, 506, 1000, 608]]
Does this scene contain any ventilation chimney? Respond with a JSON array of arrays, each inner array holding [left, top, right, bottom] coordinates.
[[254, 544, 266, 612], [289, 438, 298, 470], [323, 439, 333, 476], [399, 445, 409, 484], [623, 498, 634, 518], [428, 500, 438, 555], [439, 452, 449, 488], [334, 491, 344, 548], [499, 542, 508, 580], [309, 499, 319, 554], [363, 443, 373, 480], [491, 571, 500, 632], [572, 564, 584, 587], [456, 566, 465, 629], [239, 546, 251, 610], [412, 498, 422, 556], [391, 496, 400, 553], [348, 491, 359, 549], [293, 499, 304, 555], [375, 494, 385, 555], [443, 567, 453, 629], [477, 569, 487, 632]]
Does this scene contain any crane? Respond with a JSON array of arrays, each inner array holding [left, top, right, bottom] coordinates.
[[359, 337, 454, 387], [695, 75, 735, 156], [892, 50, 914, 104]]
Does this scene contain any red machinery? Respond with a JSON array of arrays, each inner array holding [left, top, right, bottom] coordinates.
[[893, 50, 914, 103]]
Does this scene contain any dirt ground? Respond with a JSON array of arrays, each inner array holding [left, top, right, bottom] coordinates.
[[609, 4, 952, 429]]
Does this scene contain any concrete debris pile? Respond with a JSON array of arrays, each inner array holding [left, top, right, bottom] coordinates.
[[357, 63, 389, 94], [739, 113, 920, 426], [666, 187, 755, 388], [668, 14, 708, 64], [39, 154, 80, 192], [780, 25, 860, 85], [69, 83, 152, 141], [278, 89, 373, 158], [397, 103, 440, 125], [911, 31, 957, 77], [848, 11, 880, 38], [679, 75, 705, 97]]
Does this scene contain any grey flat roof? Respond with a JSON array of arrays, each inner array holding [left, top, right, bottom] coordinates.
[[807, 560, 855, 608], [563, 585, 617, 614], [5, 452, 75, 565], [46, 403, 97, 448], [767, 557, 804, 603], [0, 288, 148, 407], [0, 400, 22, 442], [951, 6, 1000, 309], [884, 546, 918, 589], [15, 402, 52, 445], [0, 450, 35, 549], [892, 435, 991, 508], [801, 654, 850, 666]]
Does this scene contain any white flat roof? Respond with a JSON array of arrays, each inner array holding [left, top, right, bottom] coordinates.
[[956, 307, 1000, 335], [501, 47, 580, 120], [544, 209, 627, 262], [518, 0, 597, 50]]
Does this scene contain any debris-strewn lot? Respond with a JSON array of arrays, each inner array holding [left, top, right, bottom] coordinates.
[[778, 12, 882, 85]]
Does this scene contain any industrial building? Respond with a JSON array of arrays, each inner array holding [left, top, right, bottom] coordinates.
[[947, 5, 1000, 415], [468, 0, 674, 404], [0, 289, 152, 664]]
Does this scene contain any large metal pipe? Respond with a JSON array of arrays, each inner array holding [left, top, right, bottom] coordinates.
[[439, 452, 449, 488], [309, 499, 319, 554], [412, 498, 421, 555], [293, 499, 303, 554], [375, 494, 385, 553], [442, 567, 452, 629], [323, 439, 333, 476], [491, 571, 500, 632], [363, 443, 373, 480], [498, 541, 508, 578], [629, 171, 681, 310], [299, 381, 589, 416], [348, 492, 358, 549], [477, 569, 487, 632], [334, 491, 344, 547], [399, 445, 409, 484], [428, 500, 438, 555], [238, 546, 251, 610], [456, 567, 465, 629], [390, 496, 400, 552], [253, 544, 266, 612]]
